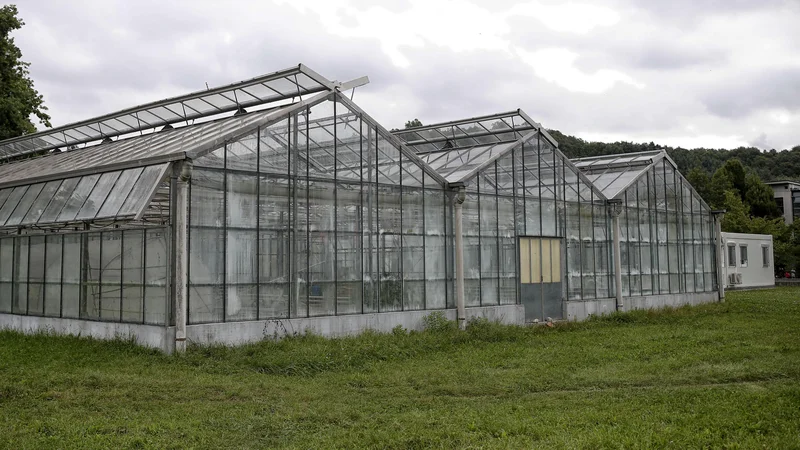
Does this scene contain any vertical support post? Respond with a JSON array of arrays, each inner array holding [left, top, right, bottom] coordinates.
[[453, 185, 467, 330], [174, 161, 192, 353], [608, 199, 624, 311], [712, 210, 725, 302]]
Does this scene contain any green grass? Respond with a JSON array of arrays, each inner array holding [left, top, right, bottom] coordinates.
[[2, 289, 800, 449]]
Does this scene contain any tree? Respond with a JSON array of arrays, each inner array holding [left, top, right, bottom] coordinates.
[[715, 159, 747, 197], [0, 5, 50, 140], [686, 167, 711, 203], [708, 169, 734, 209], [404, 119, 422, 129], [744, 173, 780, 218], [720, 190, 750, 233]]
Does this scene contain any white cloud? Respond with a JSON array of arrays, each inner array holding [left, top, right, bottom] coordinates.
[[516, 47, 644, 93], [10, 0, 800, 150], [507, 1, 620, 34]]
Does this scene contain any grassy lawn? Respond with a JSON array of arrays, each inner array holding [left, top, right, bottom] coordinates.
[[1, 288, 799, 449]]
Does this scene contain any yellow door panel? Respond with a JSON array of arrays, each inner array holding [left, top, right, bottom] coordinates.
[[530, 238, 541, 283], [551, 239, 561, 283], [542, 239, 552, 283], [520, 238, 531, 284]]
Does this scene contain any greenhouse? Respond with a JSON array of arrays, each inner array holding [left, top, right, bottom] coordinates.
[[0, 64, 722, 352]]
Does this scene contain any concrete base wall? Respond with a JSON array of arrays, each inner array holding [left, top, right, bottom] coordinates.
[[188, 305, 525, 347], [565, 291, 719, 321], [0, 313, 175, 353]]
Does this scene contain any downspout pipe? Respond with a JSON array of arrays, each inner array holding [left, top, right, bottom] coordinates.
[[175, 160, 193, 353], [608, 199, 624, 312], [711, 210, 726, 302], [452, 184, 467, 330]]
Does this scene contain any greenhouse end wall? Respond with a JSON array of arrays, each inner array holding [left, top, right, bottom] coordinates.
[[186, 93, 458, 326]]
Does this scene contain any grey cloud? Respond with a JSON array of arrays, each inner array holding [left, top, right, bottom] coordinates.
[[749, 133, 772, 150], [701, 67, 800, 118], [11, 0, 800, 151]]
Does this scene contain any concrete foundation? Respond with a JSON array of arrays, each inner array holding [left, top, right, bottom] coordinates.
[[1, 305, 524, 353], [187, 305, 525, 347], [3, 291, 722, 352], [0, 313, 175, 353], [565, 291, 719, 321]]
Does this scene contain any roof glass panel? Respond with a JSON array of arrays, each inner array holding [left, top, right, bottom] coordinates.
[[4, 183, 44, 226], [57, 175, 100, 222], [38, 178, 80, 223], [97, 168, 144, 217], [75, 171, 122, 220], [0, 186, 29, 224], [570, 151, 667, 199], [0, 164, 169, 229], [117, 164, 169, 217], [0, 188, 13, 211], [393, 111, 537, 154], [20, 180, 63, 225], [0, 65, 339, 159]]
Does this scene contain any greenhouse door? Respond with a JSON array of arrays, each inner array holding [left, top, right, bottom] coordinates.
[[519, 237, 563, 322]]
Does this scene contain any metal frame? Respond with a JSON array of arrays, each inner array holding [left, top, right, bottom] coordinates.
[[0, 64, 365, 160]]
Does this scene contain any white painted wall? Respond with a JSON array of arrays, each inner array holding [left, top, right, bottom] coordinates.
[[721, 232, 775, 289]]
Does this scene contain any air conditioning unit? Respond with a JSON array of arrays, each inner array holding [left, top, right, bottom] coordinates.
[[728, 273, 742, 285], [735, 273, 743, 285]]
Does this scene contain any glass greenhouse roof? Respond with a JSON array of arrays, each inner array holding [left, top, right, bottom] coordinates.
[[419, 141, 518, 183], [0, 163, 169, 228], [393, 110, 538, 154], [0, 96, 328, 190], [0, 65, 339, 160], [572, 150, 666, 199]]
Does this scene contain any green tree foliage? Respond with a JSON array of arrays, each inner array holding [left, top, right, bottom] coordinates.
[[0, 5, 50, 140], [404, 119, 422, 129], [708, 169, 734, 209], [717, 159, 747, 196], [686, 167, 711, 202], [744, 174, 779, 218], [720, 190, 751, 233]]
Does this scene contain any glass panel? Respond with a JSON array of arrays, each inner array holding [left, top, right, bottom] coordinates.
[[144, 229, 168, 325], [226, 230, 257, 321], [190, 169, 224, 227], [26, 236, 45, 315], [226, 132, 258, 172], [0, 188, 13, 212], [76, 171, 122, 220], [57, 175, 100, 222], [189, 228, 224, 323], [97, 168, 144, 218], [21, 180, 62, 225], [83, 233, 102, 319], [0, 239, 13, 313], [227, 173, 258, 228], [101, 232, 122, 321], [44, 235, 62, 317], [38, 178, 79, 223], [12, 237, 28, 314], [61, 234, 81, 318], [117, 164, 167, 217], [122, 230, 144, 323], [5, 183, 44, 226], [0, 186, 29, 225]]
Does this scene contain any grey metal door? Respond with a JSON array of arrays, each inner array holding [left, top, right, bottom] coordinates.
[[519, 237, 563, 322]]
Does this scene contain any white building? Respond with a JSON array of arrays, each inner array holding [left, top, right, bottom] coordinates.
[[765, 181, 800, 225], [721, 232, 775, 289]]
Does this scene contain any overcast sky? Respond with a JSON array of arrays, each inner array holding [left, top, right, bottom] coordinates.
[[13, 0, 800, 150]]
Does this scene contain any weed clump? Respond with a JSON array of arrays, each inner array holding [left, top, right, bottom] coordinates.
[[422, 311, 457, 333]]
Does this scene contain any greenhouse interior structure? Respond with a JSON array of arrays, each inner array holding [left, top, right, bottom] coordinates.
[[0, 64, 723, 352]]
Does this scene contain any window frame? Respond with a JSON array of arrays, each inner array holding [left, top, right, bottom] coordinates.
[[739, 244, 748, 267], [762, 245, 770, 268], [727, 243, 737, 268]]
